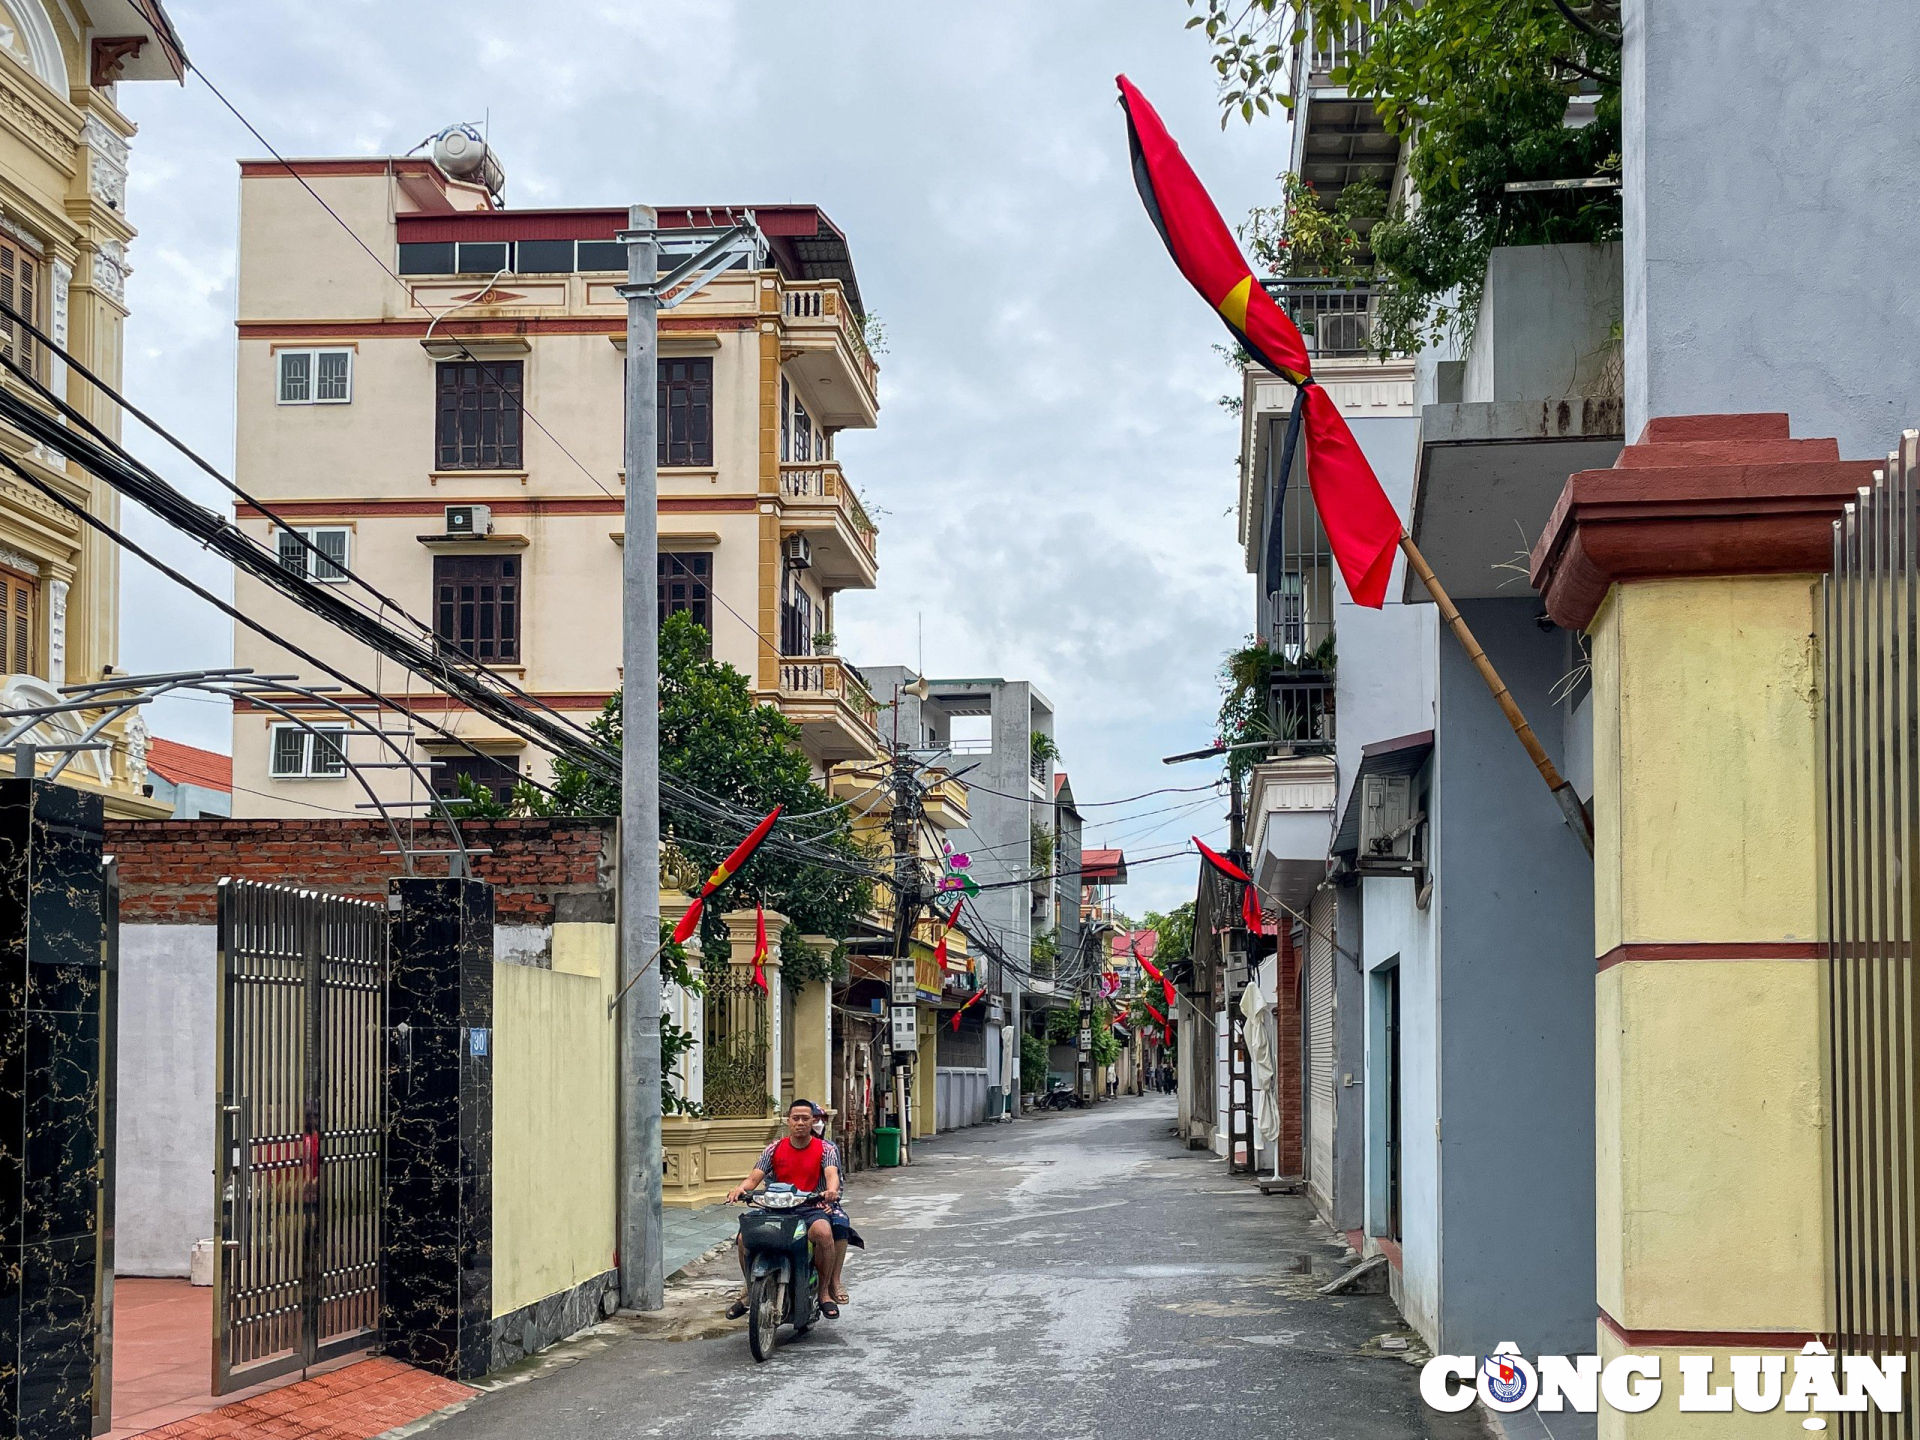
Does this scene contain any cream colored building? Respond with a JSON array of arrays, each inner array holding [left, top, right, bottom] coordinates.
[[228, 156, 883, 809], [0, 0, 182, 816]]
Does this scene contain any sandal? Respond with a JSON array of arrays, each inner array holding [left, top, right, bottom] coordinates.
[[820, 1300, 840, 1319], [726, 1297, 748, 1320], [833, 1284, 850, 1305]]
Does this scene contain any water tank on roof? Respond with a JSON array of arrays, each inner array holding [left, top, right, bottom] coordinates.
[[430, 124, 506, 200]]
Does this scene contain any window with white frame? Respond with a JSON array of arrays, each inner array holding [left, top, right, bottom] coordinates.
[[268, 724, 347, 779], [275, 526, 349, 582], [277, 348, 353, 405]]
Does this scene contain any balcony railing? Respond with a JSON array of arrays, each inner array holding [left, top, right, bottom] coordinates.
[[781, 280, 879, 394], [778, 655, 880, 731], [1263, 278, 1401, 359], [778, 461, 879, 560], [1304, 0, 1393, 78], [1269, 669, 1336, 753]]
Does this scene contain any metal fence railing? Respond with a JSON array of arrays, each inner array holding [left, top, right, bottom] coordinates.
[[1825, 428, 1920, 1438], [1264, 278, 1395, 359]]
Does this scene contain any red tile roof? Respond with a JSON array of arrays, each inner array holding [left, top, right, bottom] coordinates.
[[1112, 929, 1159, 962], [1081, 847, 1127, 884], [148, 738, 232, 793]]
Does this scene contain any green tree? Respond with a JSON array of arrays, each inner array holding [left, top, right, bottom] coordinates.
[[1185, 0, 1621, 347], [1020, 1029, 1050, 1093], [1141, 902, 1197, 988], [525, 611, 875, 943]]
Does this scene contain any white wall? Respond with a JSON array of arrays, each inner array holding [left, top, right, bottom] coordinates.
[[116, 923, 218, 1276], [1363, 874, 1439, 1347]]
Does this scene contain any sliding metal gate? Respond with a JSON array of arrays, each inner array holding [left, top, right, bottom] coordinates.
[[1825, 430, 1920, 1439], [214, 879, 385, 1394]]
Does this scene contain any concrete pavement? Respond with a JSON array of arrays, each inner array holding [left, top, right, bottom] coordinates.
[[433, 1096, 1479, 1439]]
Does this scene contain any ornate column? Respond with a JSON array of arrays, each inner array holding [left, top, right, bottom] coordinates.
[[1532, 413, 1868, 1431], [791, 935, 835, 1112]]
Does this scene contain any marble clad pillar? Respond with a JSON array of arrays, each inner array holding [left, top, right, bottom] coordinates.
[[382, 877, 494, 1382], [0, 779, 108, 1439]]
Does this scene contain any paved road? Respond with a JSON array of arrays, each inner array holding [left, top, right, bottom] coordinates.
[[437, 1096, 1478, 1439]]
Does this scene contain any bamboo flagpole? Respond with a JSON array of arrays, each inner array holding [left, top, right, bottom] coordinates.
[[1398, 532, 1594, 854]]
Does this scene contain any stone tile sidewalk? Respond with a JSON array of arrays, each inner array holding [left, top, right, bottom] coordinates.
[[136, 1357, 471, 1440], [663, 1201, 740, 1276]]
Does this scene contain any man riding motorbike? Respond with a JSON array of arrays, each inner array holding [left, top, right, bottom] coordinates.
[[725, 1099, 843, 1319]]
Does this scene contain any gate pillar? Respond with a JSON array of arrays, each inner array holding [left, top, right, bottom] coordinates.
[[0, 778, 107, 1440], [1532, 413, 1868, 1430], [383, 876, 493, 1382]]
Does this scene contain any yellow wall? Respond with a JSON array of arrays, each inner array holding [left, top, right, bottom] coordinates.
[[1595, 1329, 1809, 1440], [1592, 572, 1832, 1356], [1595, 959, 1828, 1331], [1599, 577, 1823, 951], [491, 922, 617, 1318], [914, 1025, 936, 1139]]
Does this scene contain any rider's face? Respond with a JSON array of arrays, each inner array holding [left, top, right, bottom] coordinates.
[[787, 1107, 813, 1140]]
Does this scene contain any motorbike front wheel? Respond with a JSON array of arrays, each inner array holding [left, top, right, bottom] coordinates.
[[748, 1271, 785, 1363]]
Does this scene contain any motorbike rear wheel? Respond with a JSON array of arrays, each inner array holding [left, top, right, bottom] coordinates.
[[747, 1271, 784, 1362]]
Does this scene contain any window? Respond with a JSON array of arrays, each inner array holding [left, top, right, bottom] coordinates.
[[275, 526, 349, 582], [268, 724, 347, 779], [434, 553, 520, 663], [779, 376, 791, 462], [0, 239, 37, 380], [456, 241, 510, 274], [277, 348, 353, 405], [515, 239, 575, 273], [791, 392, 812, 463], [0, 567, 33, 675], [779, 571, 814, 657], [436, 360, 524, 470], [398, 242, 456, 275], [577, 240, 627, 271], [657, 551, 712, 635], [657, 357, 712, 467], [432, 752, 520, 806]]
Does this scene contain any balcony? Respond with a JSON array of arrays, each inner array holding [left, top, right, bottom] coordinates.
[[1247, 754, 1339, 914], [1264, 279, 1404, 360], [775, 655, 880, 764], [1269, 668, 1336, 754], [780, 280, 879, 429], [779, 461, 879, 589]]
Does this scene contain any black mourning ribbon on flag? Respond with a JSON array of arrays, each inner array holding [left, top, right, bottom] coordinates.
[[1264, 380, 1311, 597]]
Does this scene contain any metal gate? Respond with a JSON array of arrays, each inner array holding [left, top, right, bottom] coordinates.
[[1825, 430, 1920, 1438], [214, 879, 385, 1394], [1306, 896, 1336, 1206]]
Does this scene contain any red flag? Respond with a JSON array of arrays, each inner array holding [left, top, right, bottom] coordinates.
[[751, 903, 769, 992], [1140, 954, 1180, 1014], [933, 899, 963, 968], [1194, 835, 1266, 938], [949, 987, 983, 1032], [1145, 1000, 1174, 1046], [670, 804, 782, 944], [1118, 75, 1402, 607]]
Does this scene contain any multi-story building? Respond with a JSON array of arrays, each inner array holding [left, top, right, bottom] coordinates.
[[0, 0, 182, 817], [227, 150, 883, 807]]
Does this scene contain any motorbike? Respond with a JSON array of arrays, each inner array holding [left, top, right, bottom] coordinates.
[[1043, 1081, 1088, 1111], [734, 1184, 826, 1361]]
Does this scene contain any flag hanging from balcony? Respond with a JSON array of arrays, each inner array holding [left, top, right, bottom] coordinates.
[[670, 804, 783, 944], [1117, 75, 1403, 608], [1137, 953, 1178, 1015], [751, 903, 770, 992], [1194, 835, 1265, 937]]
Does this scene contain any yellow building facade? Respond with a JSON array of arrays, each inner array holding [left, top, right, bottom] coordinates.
[[227, 158, 883, 807], [0, 0, 181, 817]]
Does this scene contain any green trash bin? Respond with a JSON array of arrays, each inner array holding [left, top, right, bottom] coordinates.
[[874, 1126, 902, 1168]]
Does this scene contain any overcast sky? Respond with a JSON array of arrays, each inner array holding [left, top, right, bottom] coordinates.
[[114, 0, 1291, 914]]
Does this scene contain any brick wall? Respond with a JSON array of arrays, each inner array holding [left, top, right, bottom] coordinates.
[[1273, 926, 1303, 1175], [105, 818, 615, 925]]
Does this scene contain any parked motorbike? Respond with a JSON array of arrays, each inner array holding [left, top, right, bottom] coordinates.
[[734, 1184, 825, 1361], [1042, 1082, 1088, 1111]]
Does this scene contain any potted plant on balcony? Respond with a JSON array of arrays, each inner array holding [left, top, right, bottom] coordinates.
[[812, 630, 836, 656]]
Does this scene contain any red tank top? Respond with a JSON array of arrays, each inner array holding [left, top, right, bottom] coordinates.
[[766, 1136, 825, 1192]]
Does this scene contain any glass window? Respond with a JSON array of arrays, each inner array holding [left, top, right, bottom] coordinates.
[[516, 239, 575, 273], [656, 357, 712, 467], [434, 552, 521, 663], [432, 752, 520, 805], [576, 240, 626, 271], [397, 242, 456, 275], [435, 360, 524, 470], [275, 527, 350, 583], [278, 350, 311, 404], [268, 725, 347, 779], [277, 349, 351, 405], [657, 551, 712, 637], [456, 241, 510, 274]]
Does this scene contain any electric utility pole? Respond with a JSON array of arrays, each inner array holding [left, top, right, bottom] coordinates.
[[618, 204, 664, 1313], [887, 747, 926, 1161]]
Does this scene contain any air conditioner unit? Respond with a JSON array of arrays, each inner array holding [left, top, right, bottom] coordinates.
[[445, 504, 493, 538], [782, 534, 813, 568], [1358, 773, 1420, 867]]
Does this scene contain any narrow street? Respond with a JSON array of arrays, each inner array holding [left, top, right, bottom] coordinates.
[[432, 1098, 1476, 1440]]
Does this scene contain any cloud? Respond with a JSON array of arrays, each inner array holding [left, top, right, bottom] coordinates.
[[115, 0, 1284, 908]]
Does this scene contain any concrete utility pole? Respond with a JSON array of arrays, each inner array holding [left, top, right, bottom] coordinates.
[[618, 204, 664, 1313]]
